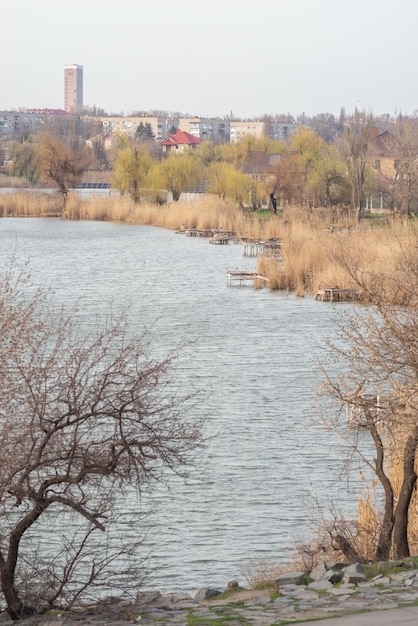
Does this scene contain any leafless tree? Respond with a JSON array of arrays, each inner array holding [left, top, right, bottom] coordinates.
[[39, 132, 91, 205], [320, 235, 418, 562], [389, 118, 418, 216], [0, 262, 203, 619], [337, 110, 375, 220]]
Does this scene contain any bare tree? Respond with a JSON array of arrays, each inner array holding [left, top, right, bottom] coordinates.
[[0, 262, 203, 619], [337, 110, 375, 220], [321, 234, 418, 561], [39, 132, 91, 206], [389, 118, 418, 216]]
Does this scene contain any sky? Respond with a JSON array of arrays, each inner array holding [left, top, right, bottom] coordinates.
[[3, 0, 418, 119]]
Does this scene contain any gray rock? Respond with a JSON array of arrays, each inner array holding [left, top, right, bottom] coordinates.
[[308, 579, 333, 590], [135, 589, 161, 606], [310, 560, 329, 582], [342, 563, 366, 584], [323, 569, 343, 584], [328, 587, 357, 596], [274, 571, 307, 589], [194, 587, 221, 602]]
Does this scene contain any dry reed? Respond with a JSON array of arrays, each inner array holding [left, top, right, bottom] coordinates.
[[2, 192, 417, 299]]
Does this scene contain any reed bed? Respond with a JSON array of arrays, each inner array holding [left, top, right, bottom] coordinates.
[[258, 209, 417, 298], [1, 191, 416, 298], [0, 190, 63, 217]]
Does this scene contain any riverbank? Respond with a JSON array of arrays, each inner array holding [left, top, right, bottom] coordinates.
[[6, 559, 418, 625], [1, 190, 416, 301]]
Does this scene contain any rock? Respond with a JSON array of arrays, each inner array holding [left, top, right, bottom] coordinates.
[[274, 571, 307, 589], [226, 580, 239, 590], [135, 590, 161, 607], [343, 563, 367, 584], [155, 593, 197, 610], [310, 560, 328, 582], [308, 579, 334, 590], [324, 569, 344, 584], [194, 587, 221, 602]]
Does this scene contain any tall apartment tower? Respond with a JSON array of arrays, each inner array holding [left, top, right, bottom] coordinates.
[[64, 64, 83, 113]]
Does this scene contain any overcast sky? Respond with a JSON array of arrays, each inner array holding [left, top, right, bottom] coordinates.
[[3, 0, 418, 119]]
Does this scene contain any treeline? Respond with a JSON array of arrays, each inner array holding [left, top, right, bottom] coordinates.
[[3, 112, 418, 217]]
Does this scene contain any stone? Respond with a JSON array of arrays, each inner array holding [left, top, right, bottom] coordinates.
[[323, 569, 343, 584], [342, 563, 367, 584], [194, 587, 221, 602], [274, 571, 307, 589], [226, 580, 239, 590], [310, 560, 328, 582], [135, 590, 161, 605], [308, 579, 333, 590]]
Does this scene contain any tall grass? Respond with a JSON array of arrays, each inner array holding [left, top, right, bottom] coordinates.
[[1, 192, 416, 298], [0, 191, 63, 217]]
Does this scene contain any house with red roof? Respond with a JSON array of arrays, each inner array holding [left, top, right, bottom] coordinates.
[[161, 129, 201, 154]]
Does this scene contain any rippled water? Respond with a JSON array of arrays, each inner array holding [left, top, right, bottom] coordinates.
[[0, 218, 360, 593]]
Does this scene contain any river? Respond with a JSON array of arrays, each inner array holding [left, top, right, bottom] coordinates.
[[0, 217, 360, 593]]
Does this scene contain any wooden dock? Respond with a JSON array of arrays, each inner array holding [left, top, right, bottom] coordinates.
[[184, 228, 214, 237], [209, 233, 240, 245], [242, 238, 283, 258], [180, 228, 238, 242], [315, 287, 359, 302], [226, 270, 269, 287]]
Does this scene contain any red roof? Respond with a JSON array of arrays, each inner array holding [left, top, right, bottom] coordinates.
[[161, 130, 201, 146]]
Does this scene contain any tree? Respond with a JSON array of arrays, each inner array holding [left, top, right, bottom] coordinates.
[[388, 118, 418, 216], [270, 153, 305, 207], [0, 263, 203, 619], [9, 138, 42, 184], [337, 111, 375, 220], [135, 122, 155, 143], [321, 233, 418, 561], [39, 133, 91, 205], [112, 140, 154, 202], [207, 161, 252, 207], [150, 153, 203, 202], [307, 153, 350, 209]]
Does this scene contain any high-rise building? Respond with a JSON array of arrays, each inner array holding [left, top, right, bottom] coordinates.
[[64, 64, 83, 113]]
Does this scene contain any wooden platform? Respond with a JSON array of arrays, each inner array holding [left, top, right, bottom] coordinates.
[[227, 270, 269, 287], [242, 239, 282, 258], [209, 233, 240, 245], [315, 288, 359, 302]]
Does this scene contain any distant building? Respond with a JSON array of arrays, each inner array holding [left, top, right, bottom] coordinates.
[[178, 117, 230, 143], [243, 150, 282, 181], [229, 120, 265, 142], [64, 64, 83, 113], [0, 108, 72, 138], [98, 115, 168, 140], [161, 130, 201, 153]]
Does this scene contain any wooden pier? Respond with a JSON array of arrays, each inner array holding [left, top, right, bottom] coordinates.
[[184, 228, 214, 237], [209, 233, 240, 245], [180, 228, 238, 242], [261, 241, 283, 259], [226, 270, 269, 287], [242, 238, 283, 258], [315, 287, 359, 302]]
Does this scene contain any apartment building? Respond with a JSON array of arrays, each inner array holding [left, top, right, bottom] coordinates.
[[64, 64, 83, 113], [268, 119, 296, 140], [229, 120, 266, 142], [98, 116, 168, 140], [0, 109, 72, 137], [178, 117, 230, 143]]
